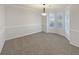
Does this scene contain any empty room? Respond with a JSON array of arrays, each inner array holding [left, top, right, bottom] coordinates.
[[0, 4, 79, 55]]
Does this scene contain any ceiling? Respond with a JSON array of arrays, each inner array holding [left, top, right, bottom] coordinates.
[[12, 4, 71, 12], [22, 4, 71, 9]]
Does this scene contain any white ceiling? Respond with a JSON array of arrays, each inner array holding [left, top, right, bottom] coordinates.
[[22, 4, 71, 9], [12, 4, 71, 12]]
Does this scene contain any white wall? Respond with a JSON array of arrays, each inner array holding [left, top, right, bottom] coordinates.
[[0, 5, 5, 53], [70, 5, 79, 47], [42, 16, 47, 32], [5, 5, 42, 40]]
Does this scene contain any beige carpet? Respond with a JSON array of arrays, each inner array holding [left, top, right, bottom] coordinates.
[[1, 32, 79, 55]]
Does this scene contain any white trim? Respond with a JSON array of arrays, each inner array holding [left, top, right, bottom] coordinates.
[[70, 29, 79, 48], [5, 24, 41, 29], [0, 40, 5, 54], [70, 41, 79, 48], [5, 24, 42, 40], [0, 31, 5, 53], [70, 29, 79, 33], [6, 30, 42, 40]]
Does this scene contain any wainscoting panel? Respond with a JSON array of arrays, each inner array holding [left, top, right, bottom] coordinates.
[[70, 29, 79, 47], [0, 31, 5, 53], [5, 24, 42, 40]]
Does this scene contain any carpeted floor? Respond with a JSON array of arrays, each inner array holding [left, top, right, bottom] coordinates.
[[1, 32, 79, 55]]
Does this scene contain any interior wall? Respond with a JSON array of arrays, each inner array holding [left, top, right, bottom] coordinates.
[[42, 16, 47, 32], [0, 5, 5, 53], [5, 5, 42, 40], [70, 5, 79, 47]]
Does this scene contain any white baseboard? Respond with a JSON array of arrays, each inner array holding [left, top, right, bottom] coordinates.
[[7, 31, 42, 40], [5, 25, 42, 40], [70, 29, 79, 48], [48, 28, 65, 37], [70, 41, 79, 48], [0, 40, 5, 54], [0, 31, 5, 53]]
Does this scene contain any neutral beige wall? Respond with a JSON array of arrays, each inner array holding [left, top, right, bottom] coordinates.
[[42, 16, 47, 32], [5, 5, 42, 39], [5, 5, 42, 28], [70, 5, 79, 47], [0, 5, 5, 53]]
